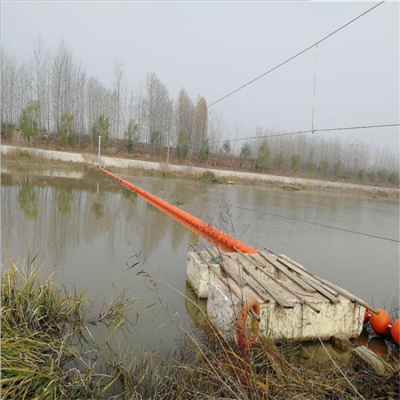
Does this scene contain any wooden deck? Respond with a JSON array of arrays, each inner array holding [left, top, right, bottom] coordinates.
[[204, 247, 365, 313], [187, 247, 369, 340]]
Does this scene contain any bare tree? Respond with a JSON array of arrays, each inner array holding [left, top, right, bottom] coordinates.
[[112, 58, 125, 139], [30, 34, 45, 129]]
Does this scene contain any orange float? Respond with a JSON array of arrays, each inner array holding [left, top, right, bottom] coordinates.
[[391, 318, 399, 345], [99, 166, 258, 254], [370, 308, 391, 335], [237, 295, 260, 350]]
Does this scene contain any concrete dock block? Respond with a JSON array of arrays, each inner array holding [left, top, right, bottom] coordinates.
[[186, 251, 220, 299], [186, 249, 364, 341]]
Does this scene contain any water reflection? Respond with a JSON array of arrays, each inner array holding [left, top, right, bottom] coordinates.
[[367, 337, 389, 357], [91, 202, 103, 220], [185, 282, 207, 328], [1, 168, 399, 351], [18, 182, 38, 220], [57, 185, 73, 216]]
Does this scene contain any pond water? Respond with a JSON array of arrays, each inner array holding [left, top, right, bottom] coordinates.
[[1, 165, 399, 351]]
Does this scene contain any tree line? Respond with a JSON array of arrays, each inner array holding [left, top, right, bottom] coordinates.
[[235, 132, 399, 185], [1, 35, 399, 186], [1, 36, 211, 157]]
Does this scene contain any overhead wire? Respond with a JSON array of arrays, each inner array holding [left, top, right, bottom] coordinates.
[[192, 1, 385, 118], [230, 204, 400, 243], [216, 123, 400, 143]]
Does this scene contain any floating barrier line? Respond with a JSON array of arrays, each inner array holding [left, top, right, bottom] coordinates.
[[99, 166, 258, 254]]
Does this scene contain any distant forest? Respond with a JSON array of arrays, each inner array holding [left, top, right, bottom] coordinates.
[[1, 36, 399, 186]]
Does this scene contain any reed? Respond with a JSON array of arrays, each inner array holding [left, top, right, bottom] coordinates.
[[2, 255, 398, 399], [1, 254, 135, 400]]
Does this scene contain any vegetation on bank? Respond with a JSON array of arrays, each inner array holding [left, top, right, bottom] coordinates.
[[2, 149, 400, 203], [3, 127, 399, 190], [1, 256, 135, 400], [2, 257, 399, 400], [2, 36, 399, 191]]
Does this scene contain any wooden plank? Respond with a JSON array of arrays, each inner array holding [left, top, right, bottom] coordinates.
[[258, 252, 316, 293], [237, 257, 294, 308], [317, 277, 380, 315], [352, 347, 394, 376], [242, 253, 320, 314], [298, 274, 340, 304], [208, 248, 287, 306], [260, 253, 340, 303], [263, 248, 380, 315], [206, 248, 246, 287], [263, 247, 340, 297], [276, 258, 340, 297], [220, 256, 272, 303]]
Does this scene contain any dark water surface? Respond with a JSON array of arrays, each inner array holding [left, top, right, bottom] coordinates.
[[1, 166, 399, 350]]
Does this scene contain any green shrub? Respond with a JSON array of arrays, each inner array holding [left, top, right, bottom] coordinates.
[[20, 101, 40, 145], [198, 139, 210, 162], [91, 115, 110, 146], [319, 160, 329, 178], [333, 161, 345, 179], [59, 113, 75, 148], [125, 120, 139, 153], [177, 131, 189, 160], [274, 153, 285, 171], [290, 154, 301, 173], [388, 171, 399, 186], [256, 141, 270, 171], [199, 171, 220, 183]]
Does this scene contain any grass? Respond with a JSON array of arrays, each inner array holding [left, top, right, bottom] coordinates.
[[2, 147, 46, 164], [1, 254, 136, 400], [199, 171, 222, 184], [1, 255, 399, 399], [3, 145, 399, 199], [372, 190, 390, 198], [109, 320, 399, 400], [105, 277, 399, 400]]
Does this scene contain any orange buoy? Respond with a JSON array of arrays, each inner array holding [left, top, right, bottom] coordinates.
[[370, 308, 391, 335], [363, 302, 370, 324], [391, 318, 399, 345], [237, 295, 260, 350]]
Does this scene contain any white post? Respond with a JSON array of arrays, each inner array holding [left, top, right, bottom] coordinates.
[[97, 135, 101, 166]]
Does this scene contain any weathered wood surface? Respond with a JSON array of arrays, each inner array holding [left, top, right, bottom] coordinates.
[[276, 257, 340, 297], [202, 246, 374, 315], [207, 248, 272, 303], [263, 247, 380, 315], [243, 252, 321, 313], [352, 346, 394, 376], [237, 257, 294, 308], [259, 252, 316, 293]]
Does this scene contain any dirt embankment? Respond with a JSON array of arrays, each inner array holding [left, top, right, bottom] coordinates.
[[2, 144, 399, 198]]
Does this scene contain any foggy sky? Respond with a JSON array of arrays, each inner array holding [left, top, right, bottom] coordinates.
[[1, 1, 399, 151]]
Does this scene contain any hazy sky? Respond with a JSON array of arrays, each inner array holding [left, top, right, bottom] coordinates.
[[2, 1, 399, 151]]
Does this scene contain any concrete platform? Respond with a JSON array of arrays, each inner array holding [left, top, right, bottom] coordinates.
[[186, 247, 364, 341]]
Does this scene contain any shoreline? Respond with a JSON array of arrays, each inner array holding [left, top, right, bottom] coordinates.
[[2, 144, 399, 197]]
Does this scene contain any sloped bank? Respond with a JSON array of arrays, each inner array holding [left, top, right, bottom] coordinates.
[[2, 145, 399, 196]]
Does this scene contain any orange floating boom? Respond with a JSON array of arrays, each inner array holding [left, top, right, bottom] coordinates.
[[99, 166, 258, 254]]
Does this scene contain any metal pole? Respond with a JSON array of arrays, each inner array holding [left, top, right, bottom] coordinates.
[[98, 135, 101, 166]]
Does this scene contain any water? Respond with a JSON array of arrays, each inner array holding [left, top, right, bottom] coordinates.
[[1, 165, 399, 351]]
